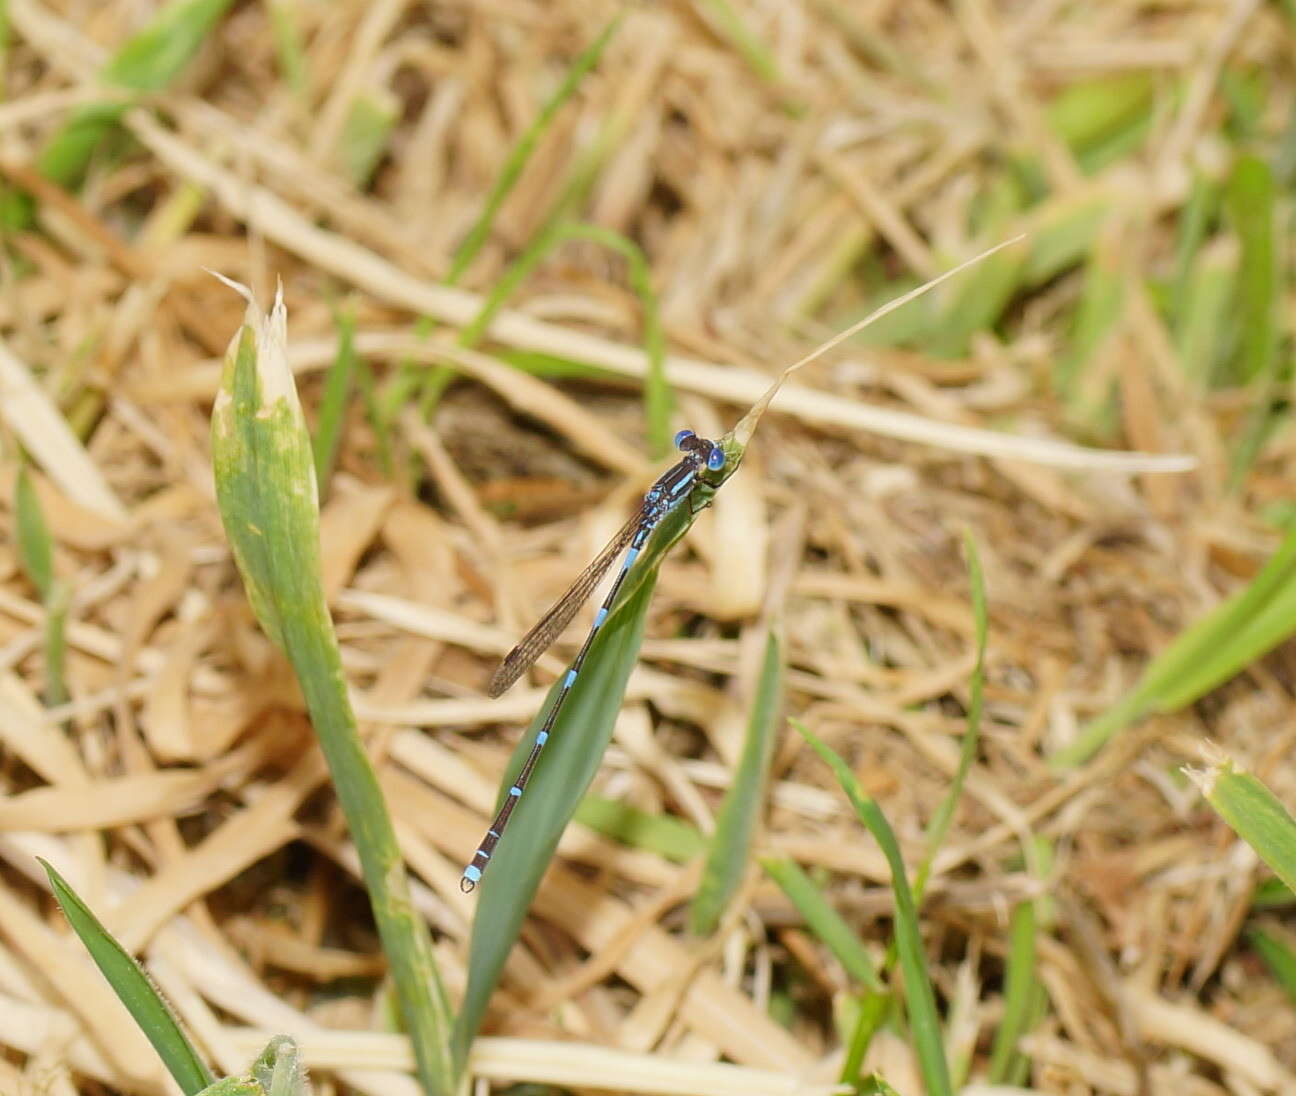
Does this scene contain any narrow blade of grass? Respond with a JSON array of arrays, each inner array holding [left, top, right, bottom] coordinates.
[[1190, 756, 1296, 896], [311, 307, 358, 500], [15, 465, 53, 599], [459, 221, 674, 455], [1046, 73, 1155, 173], [454, 575, 657, 1067], [574, 795, 704, 862], [794, 719, 952, 1096], [839, 990, 892, 1090], [337, 92, 398, 187], [694, 0, 780, 83], [762, 857, 882, 991], [447, 13, 622, 283], [210, 285, 453, 1095], [454, 426, 748, 1067], [1053, 522, 1296, 767], [1249, 928, 1296, 1004], [689, 629, 784, 935], [267, 3, 308, 98], [913, 532, 987, 902], [1173, 236, 1237, 388], [41, 859, 215, 1094], [1224, 154, 1279, 483], [987, 900, 1040, 1084], [1056, 230, 1125, 425], [37, 0, 234, 192]]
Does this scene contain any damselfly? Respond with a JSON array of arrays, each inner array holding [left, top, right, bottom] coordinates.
[[460, 428, 727, 892]]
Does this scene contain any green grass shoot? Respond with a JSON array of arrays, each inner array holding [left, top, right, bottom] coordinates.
[[209, 286, 454, 1094], [689, 629, 784, 935], [41, 858, 215, 1094]]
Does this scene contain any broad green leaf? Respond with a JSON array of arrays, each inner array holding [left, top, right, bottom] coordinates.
[[211, 287, 453, 1094]]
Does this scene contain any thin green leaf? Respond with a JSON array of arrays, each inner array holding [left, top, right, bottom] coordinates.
[[38, 0, 234, 191], [312, 307, 358, 500], [447, 14, 622, 284], [690, 630, 784, 935], [762, 857, 882, 991], [15, 465, 53, 600], [337, 92, 398, 187], [1224, 154, 1279, 483], [694, 0, 780, 83], [987, 900, 1039, 1083], [210, 289, 454, 1094], [41, 858, 215, 1094], [1053, 523, 1296, 767], [1249, 929, 1296, 1005], [574, 796, 704, 862], [794, 720, 952, 1096], [913, 532, 986, 902], [1194, 758, 1296, 896], [839, 991, 892, 1090], [267, 3, 308, 97], [460, 221, 674, 454], [43, 580, 70, 710], [1173, 236, 1236, 387]]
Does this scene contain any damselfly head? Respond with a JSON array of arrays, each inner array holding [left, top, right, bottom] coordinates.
[[675, 428, 725, 472]]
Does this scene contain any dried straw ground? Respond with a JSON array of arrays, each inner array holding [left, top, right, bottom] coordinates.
[[0, 1, 1294, 1094]]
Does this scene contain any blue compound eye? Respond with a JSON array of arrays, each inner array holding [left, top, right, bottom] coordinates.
[[707, 447, 726, 471], [674, 428, 695, 450]]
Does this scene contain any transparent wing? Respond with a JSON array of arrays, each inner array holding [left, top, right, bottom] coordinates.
[[488, 506, 649, 697]]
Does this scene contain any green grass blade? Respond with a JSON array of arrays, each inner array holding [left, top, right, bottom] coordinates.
[[311, 307, 358, 500], [37, 0, 234, 192], [1193, 758, 1296, 896], [460, 221, 674, 453], [1223, 154, 1279, 482], [267, 3, 308, 97], [453, 574, 658, 1068], [210, 288, 453, 1095], [574, 795, 704, 862], [454, 423, 749, 1066], [863, 1075, 903, 1096], [1057, 235, 1125, 408], [762, 857, 882, 991], [795, 720, 952, 1096], [1169, 172, 1220, 326], [1249, 928, 1296, 1005], [41, 859, 215, 1094], [15, 464, 53, 600], [337, 92, 398, 187], [987, 900, 1039, 1083], [913, 533, 986, 902], [1053, 523, 1296, 767], [447, 13, 622, 284], [839, 991, 892, 1089], [1173, 236, 1236, 387], [689, 630, 784, 935], [694, 0, 780, 83]]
